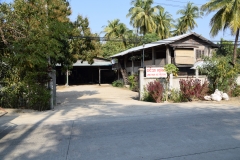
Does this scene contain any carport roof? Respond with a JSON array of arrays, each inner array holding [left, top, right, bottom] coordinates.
[[72, 60, 112, 66], [56, 57, 112, 67], [110, 32, 218, 58]]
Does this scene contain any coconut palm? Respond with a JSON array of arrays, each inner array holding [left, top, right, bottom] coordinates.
[[154, 7, 173, 39], [171, 19, 184, 36], [127, 0, 161, 35], [177, 2, 203, 33], [103, 19, 130, 48], [201, 0, 240, 65]]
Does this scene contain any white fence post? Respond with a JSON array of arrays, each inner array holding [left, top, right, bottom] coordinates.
[[169, 73, 173, 90], [139, 68, 144, 100]]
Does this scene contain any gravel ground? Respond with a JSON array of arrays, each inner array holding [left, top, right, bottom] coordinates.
[[1, 84, 239, 116]]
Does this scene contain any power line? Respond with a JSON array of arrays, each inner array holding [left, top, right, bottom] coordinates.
[[70, 36, 240, 46], [161, 0, 203, 6], [153, 2, 185, 8], [153, 0, 204, 8]]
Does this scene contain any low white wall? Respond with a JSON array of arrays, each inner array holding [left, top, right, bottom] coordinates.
[[142, 76, 208, 90], [237, 75, 240, 85], [172, 76, 208, 90], [140, 74, 240, 100]]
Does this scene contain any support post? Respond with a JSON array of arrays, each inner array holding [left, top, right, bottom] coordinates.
[[65, 70, 69, 86], [195, 69, 199, 79], [169, 73, 173, 90], [52, 70, 56, 106], [118, 68, 120, 80], [131, 59, 134, 75], [166, 46, 171, 64], [142, 44, 145, 67], [124, 56, 127, 69], [139, 68, 144, 100], [50, 79, 54, 110], [152, 47, 155, 65], [99, 68, 101, 86]]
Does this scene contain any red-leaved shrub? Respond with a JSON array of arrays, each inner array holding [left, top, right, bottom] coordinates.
[[146, 80, 164, 103], [179, 79, 209, 101]]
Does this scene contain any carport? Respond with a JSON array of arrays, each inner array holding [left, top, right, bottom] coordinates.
[[56, 58, 116, 85]]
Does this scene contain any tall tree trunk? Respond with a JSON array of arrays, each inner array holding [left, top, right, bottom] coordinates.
[[233, 28, 239, 65]]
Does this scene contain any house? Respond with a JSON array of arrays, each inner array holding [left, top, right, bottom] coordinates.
[[110, 32, 219, 81], [56, 57, 116, 85]]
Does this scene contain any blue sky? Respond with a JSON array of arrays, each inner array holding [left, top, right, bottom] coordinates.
[[2, 0, 236, 41]]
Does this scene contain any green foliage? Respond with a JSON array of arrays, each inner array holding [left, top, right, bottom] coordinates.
[[0, 0, 103, 110], [231, 84, 240, 97], [179, 79, 209, 101], [176, 2, 203, 34], [217, 38, 234, 56], [0, 72, 51, 111], [142, 89, 155, 102], [142, 33, 159, 44], [168, 89, 187, 103], [127, 0, 161, 35], [200, 55, 239, 93], [201, 0, 240, 64], [102, 19, 134, 49], [112, 80, 124, 87], [164, 64, 179, 76], [71, 15, 102, 65], [155, 7, 173, 39], [128, 74, 139, 92], [101, 41, 126, 59]]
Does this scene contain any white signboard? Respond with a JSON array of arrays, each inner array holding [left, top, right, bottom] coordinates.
[[146, 67, 167, 78]]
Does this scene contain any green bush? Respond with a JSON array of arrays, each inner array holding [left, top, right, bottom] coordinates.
[[168, 89, 187, 103], [112, 80, 124, 87], [142, 89, 155, 102], [128, 74, 138, 92], [26, 84, 51, 111], [0, 71, 51, 111], [231, 84, 240, 97], [0, 84, 22, 108], [200, 55, 239, 93]]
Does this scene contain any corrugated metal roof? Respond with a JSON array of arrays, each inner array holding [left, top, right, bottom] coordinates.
[[110, 32, 218, 58], [56, 59, 112, 67], [72, 60, 112, 66]]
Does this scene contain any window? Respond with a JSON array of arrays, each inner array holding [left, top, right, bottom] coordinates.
[[196, 49, 204, 59]]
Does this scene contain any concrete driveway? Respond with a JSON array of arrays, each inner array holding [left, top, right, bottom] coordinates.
[[0, 84, 240, 160]]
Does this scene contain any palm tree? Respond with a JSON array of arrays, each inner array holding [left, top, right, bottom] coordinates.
[[154, 7, 173, 39], [201, 0, 240, 65], [102, 19, 130, 48], [127, 0, 161, 35], [171, 19, 184, 36], [177, 2, 203, 33]]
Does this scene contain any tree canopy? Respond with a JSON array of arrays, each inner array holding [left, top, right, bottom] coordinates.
[[0, 0, 102, 110], [201, 0, 240, 64]]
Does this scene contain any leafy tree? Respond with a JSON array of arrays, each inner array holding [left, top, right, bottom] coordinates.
[[71, 15, 102, 65], [200, 55, 239, 93], [176, 2, 203, 34], [102, 19, 131, 48], [201, 0, 240, 65], [171, 19, 184, 36], [154, 7, 173, 39], [216, 38, 234, 56], [127, 0, 162, 35], [101, 41, 126, 59], [141, 33, 159, 44], [0, 0, 77, 110]]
